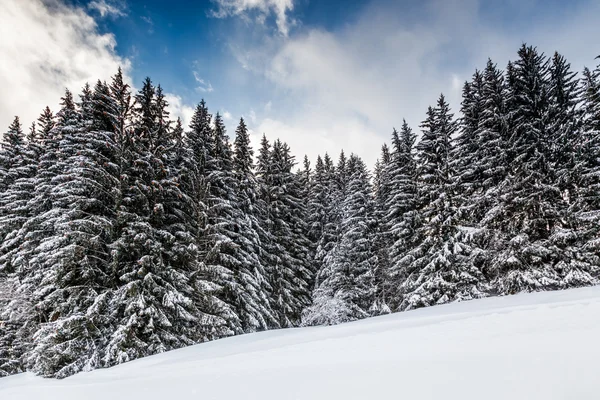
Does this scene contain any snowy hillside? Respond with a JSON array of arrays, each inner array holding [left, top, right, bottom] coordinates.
[[1, 287, 599, 400]]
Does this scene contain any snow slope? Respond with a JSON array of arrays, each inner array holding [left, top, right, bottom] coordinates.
[[2, 286, 600, 400]]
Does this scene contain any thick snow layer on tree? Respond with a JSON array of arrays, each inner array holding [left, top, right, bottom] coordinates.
[[2, 286, 600, 399]]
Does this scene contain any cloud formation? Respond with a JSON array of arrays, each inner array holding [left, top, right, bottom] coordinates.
[[88, 0, 127, 18], [193, 71, 215, 93], [165, 93, 195, 128], [0, 0, 130, 132], [238, 0, 600, 167], [211, 0, 295, 36]]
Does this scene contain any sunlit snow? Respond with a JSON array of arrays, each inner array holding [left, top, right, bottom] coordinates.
[[2, 286, 599, 399]]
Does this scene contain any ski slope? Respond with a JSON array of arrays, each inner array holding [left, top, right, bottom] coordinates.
[[2, 286, 600, 400]]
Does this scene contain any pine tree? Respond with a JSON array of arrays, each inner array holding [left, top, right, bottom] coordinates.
[[104, 78, 223, 367], [0, 276, 34, 377], [492, 45, 562, 294], [262, 139, 312, 327], [203, 115, 276, 333], [303, 155, 377, 325], [372, 143, 392, 313], [182, 100, 212, 241], [451, 70, 485, 217], [0, 107, 53, 280], [385, 121, 420, 310], [8, 89, 99, 377], [0, 117, 28, 190], [0, 117, 37, 257], [254, 134, 280, 328], [546, 52, 596, 287], [297, 154, 317, 283], [400, 95, 483, 310], [307, 155, 326, 247], [572, 61, 600, 281], [313, 153, 339, 282], [0, 117, 38, 376], [180, 102, 241, 342]]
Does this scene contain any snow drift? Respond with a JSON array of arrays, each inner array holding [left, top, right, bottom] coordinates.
[[1, 286, 599, 400]]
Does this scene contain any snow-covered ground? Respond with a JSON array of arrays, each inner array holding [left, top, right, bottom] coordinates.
[[2, 286, 599, 400]]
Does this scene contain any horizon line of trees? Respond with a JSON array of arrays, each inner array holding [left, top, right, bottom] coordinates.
[[1, 43, 599, 379]]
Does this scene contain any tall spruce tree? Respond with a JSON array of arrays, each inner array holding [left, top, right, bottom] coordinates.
[[104, 78, 220, 367], [386, 121, 420, 310], [180, 102, 240, 342], [313, 153, 339, 283], [303, 155, 377, 325], [0, 117, 38, 376], [401, 96, 483, 310], [204, 115, 276, 333], [25, 82, 121, 378], [0, 117, 38, 260], [372, 144, 392, 312], [261, 139, 312, 327], [573, 62, 600, 281], [546, 52, 596, 287], [492, 45, 562, 294]]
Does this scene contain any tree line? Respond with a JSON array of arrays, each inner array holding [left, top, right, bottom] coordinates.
[[1, 44, 599, 379]]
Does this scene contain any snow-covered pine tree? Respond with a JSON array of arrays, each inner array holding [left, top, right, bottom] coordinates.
[[297, 154, 317, 284], [0, 107, 53, 281], [312, 153, 339, 283], [254, 134, 280, 326], [444, 70, 493, 296], [178, 102, 241, 342], [262, 139, 312, 327], [0, 117, 27, 190], [4, 89, 96, 377], [303, 155, 377, 325], [492, 45, 563, 294], [545, 52, 596, 287], [306, 154, 335, 292], [203, 115, 276, 333], [373, 144, 392, 221], [371, 143, 392, 313], [451, 70, 485, 218], [105, 78, 219, 367], [461, 59, 512, 286], [400, 95, 484, 310], [24, 81, 122, 378], [0, 117, 38, 255], [307, 155, 327, 251], [182, 99, 212, 236], [0, 117, 38, 377], [0, 276, 34, 377], [572, 61, 600, 281], [385, 121, 420, 310]]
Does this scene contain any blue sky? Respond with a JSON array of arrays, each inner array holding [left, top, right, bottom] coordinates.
[[1, 0, 599, 165], [80, 0, 593, 122], [79, 0, 377, 123]]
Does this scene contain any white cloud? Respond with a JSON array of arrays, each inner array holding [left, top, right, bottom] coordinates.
[[193, 71, 214, 93], [451, 74, 463, 92], [0, 0, 130, 132], [238, 0, 600, 167], [165, 93, 195, 129], [223, 111, 233, 121], [211, 0, 295, 36], [141, 15, 154, 34], [88, 0, 127, 18]]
